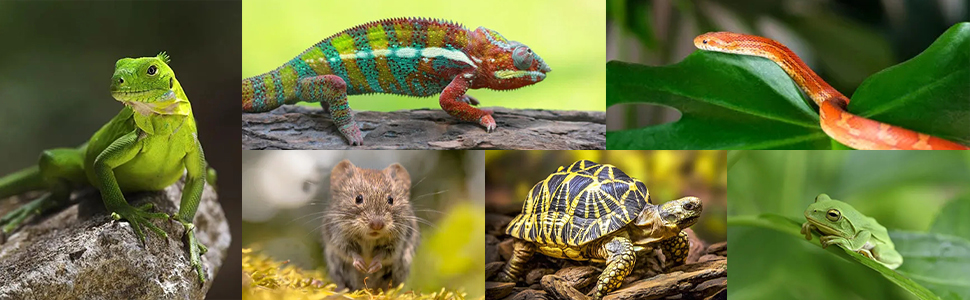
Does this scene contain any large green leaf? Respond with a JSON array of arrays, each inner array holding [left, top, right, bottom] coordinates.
[[607, 22, 970, 149], [729, 214, 953, 300], [930, 194, 970, 241], [850, 23, 970, 145]]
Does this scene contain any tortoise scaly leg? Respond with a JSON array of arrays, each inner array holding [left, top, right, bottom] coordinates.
[[494, 239, 535, 282], [593, 236, 635, 299], [660, 230, 690, 269]]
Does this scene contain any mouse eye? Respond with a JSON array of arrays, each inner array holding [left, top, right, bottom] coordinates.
[[387, 195, 394, 205], [826, 209, 841, 221], [355, 194, 363, 205], [147, 65, 158, 76]]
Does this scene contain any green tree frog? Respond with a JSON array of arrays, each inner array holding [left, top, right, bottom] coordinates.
[[800, 194, 903, 269]]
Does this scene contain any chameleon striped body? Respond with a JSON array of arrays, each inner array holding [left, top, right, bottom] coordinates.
[[242, 18, 551, 145]]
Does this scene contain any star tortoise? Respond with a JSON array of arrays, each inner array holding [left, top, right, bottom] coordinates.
[[495, 160, 703, 299]]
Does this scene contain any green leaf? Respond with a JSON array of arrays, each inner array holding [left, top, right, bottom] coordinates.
[[850, 23, 970, 145], [607, 22, 970, 149], [891, 231, 970, 300], [930, 194, 970, 241], [728, 214, 942, 300]]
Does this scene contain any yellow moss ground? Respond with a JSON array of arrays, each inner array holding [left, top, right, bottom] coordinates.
[[243, 248, 470, 300]]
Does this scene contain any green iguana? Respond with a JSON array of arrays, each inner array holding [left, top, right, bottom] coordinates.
[[0, 52, 209, 283]]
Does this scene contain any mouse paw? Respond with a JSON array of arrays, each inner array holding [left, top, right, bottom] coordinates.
[[366, 259, 382, 274]]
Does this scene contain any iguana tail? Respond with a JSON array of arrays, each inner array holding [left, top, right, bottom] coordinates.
[[0, 166, 44, 200], [242, 63, 302, 113]]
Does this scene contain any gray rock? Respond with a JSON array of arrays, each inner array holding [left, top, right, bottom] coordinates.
[[0, 180, 230, 300]]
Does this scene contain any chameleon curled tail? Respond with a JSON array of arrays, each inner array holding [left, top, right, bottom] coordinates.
[[694, 32, 968, 150]]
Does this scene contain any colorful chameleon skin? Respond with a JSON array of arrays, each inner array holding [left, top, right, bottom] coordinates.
[[242, 17, 551, 145]]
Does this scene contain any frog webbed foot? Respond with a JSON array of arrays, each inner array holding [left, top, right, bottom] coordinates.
[[818, 235, 850, 249], [800, 222, 816, 240]]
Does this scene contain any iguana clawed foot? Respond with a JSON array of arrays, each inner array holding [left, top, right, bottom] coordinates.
[[109, 202, 169, 244], [176, 218, 207, 284], [1, 194, 63, 237]]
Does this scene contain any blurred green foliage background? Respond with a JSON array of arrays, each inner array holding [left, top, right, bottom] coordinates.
[[241, 150, 484, 298], [606, 0, 969, 130], [727, 151, 970, 299], [485, 150, 726, 243], [0, 2, 241, 298], [242, 0, 604, 112]]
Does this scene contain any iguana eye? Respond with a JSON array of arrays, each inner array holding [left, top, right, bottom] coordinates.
[[512, 46, 534, 70], [147, 65, 158, 76], [826, 209, 841, 221]]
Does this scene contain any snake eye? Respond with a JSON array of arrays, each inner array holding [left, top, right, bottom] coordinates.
[[826, 209, 841, 222], [147, 65, 157, 76], [703, 39, 708, 44], [355, 194, 364, 205]]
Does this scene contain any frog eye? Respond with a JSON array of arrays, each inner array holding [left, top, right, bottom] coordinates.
[[826, 209, 841, 221], [512, 46, 534, 70]]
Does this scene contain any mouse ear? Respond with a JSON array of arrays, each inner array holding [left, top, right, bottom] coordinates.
[[383, 163, 411, 187], [331, 159, 357, 182]]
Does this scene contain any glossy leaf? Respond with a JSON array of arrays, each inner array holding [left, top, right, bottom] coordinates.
[[850, 23, 970, 145], [728, 214, 943, 300], [607, 22, 970, 149]]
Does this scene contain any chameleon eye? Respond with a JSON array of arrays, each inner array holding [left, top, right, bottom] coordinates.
[[826, 209, 841, 221], [355, 194, 363, 205], [387, 195, 393, 205], [147, 65, 158, 76], [512, 46, 534, 70]]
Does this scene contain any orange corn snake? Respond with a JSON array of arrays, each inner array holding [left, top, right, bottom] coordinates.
[[694, 32, 968, 150]]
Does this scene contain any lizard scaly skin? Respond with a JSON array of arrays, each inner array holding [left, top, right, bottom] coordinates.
[[242, 17, 551, 145]]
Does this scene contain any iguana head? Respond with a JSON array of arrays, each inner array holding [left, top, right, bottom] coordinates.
[[110, 52, 188, 116], [467, 27, 551, 90]]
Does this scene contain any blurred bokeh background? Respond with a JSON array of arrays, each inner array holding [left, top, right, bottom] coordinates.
[[242, 0, 605, 112], [0, 2, 241, 298], [485, 150, 726, 244], [606, 0, 969, 130], [241, 150, 485, 298], [727, 151, 970, 299]]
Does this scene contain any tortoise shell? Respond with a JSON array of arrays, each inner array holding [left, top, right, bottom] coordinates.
[[505, 160, 651, 247]]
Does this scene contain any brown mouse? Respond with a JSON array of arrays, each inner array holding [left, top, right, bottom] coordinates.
[[321, 159, 419, 292]]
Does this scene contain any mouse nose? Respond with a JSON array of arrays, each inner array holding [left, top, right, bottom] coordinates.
[[369, 219, 385, 231]]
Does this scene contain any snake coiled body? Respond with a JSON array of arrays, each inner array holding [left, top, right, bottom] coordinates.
[[694, 32, 968, 150]]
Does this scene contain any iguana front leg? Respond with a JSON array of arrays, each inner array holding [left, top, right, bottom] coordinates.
[[439, 74, 496, 132], [92, 130, 169, 242], [174, 137, 208, 283]]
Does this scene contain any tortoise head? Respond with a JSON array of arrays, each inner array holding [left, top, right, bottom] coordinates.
[[657, 196, 703, 230]]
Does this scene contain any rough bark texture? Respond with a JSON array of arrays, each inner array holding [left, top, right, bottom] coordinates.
[[485, 209, 727, 300], [0, 180, 230, 300], [242, 106, 605, 149]]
